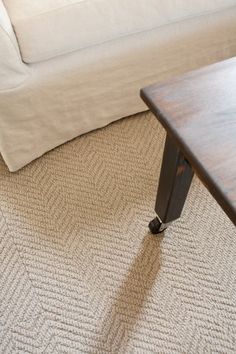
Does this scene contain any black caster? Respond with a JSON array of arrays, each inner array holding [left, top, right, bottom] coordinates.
[[148, 217, 167, 235]]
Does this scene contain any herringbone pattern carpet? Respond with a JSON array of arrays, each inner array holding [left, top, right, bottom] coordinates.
[[0, 112, 236, 353]]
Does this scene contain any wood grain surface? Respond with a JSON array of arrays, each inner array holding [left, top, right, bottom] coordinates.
[[141, 57, 236, 226]]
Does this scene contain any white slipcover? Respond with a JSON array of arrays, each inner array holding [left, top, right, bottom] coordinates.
[[3, 0, 236, 63]]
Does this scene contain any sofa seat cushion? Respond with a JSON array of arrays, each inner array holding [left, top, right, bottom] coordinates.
[[3, 0, 236, 64]]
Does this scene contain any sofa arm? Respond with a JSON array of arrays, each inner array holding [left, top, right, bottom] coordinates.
[[0, 1, 28, 90]]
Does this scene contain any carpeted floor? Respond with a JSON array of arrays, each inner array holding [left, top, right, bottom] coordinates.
[[0, 111, 235, 354]]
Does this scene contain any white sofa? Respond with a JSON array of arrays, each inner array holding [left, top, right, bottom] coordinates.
[[1, 0, 236, 172]]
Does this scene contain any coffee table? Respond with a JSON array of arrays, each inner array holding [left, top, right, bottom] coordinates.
[[141, 57, 236, 234]]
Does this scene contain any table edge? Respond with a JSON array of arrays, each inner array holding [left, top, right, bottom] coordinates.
[[140, 88, 236, 227]]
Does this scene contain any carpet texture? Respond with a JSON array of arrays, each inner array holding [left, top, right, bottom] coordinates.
[[0, 112, 236, 353]]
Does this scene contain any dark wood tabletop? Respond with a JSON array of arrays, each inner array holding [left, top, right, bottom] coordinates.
[[141, 57, 236, 226]]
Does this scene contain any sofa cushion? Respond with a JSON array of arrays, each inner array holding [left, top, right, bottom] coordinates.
[[3, 0, 236, 64]]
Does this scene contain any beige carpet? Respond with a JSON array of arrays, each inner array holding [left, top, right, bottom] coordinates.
[[0, 111, 235, 354]]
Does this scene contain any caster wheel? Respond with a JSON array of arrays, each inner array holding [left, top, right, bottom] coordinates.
[[148, 217, 166, 235]]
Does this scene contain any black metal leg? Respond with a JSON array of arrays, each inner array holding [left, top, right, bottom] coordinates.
[[149, 135, 194, 234]]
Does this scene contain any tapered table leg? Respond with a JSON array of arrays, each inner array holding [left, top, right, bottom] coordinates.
[[149, 135, 194, 234]]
